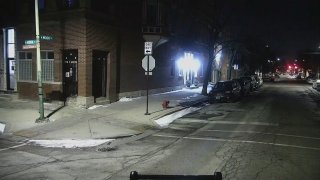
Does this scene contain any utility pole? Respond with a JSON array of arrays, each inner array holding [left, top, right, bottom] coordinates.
[[35, 0, 46, 123]]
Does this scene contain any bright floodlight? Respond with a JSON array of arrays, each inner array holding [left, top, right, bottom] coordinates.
[[177, 53, 201, 72]]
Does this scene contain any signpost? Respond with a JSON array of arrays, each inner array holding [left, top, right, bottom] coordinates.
[[35, 0, 47, 123], [142, 42, 154, 115]]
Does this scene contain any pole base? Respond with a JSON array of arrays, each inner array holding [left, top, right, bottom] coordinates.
[[35, 117, 49, 123], [144, 113, 151, 115]]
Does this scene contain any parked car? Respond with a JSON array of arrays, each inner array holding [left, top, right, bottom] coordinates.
[[253, 75, 263, 88], [306, 75, 316, 84], [262, 73, 272, 81], [312, 79, 320, 91], [240, 76, 257, 91], [208, 80, 241, 103], [233, 78, 250, 96]]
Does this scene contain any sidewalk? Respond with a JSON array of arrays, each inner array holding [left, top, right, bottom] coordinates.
[[0, 87, 209, 144]]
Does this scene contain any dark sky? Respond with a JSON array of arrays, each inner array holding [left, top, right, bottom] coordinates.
[[230, 0, 320, 59]]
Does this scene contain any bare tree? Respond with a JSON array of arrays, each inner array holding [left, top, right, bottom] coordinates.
[[189, 0, 234, 95]]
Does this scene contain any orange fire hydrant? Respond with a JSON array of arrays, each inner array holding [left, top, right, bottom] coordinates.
[[162, 100, 170, 109]]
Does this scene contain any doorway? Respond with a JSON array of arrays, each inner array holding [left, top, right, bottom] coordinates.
[[62, 49, 78, 99], [92, 50, 107, 101]]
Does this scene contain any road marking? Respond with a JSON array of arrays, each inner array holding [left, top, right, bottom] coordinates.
[[181, 119, 279, 126], [153, 134, 320, 151], [205, 120, 278, 126], [0, 143, 27, 152], [202, 130, 320, 140]]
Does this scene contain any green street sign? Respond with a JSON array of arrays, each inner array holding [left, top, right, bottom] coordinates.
[[24, 36, 53, 45], [25, 40, 37, 45], [40, 35, 53, 40]]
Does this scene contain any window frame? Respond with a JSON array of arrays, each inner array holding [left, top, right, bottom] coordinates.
[[41, 50, 55, 83], [17, 51, 33, 82]]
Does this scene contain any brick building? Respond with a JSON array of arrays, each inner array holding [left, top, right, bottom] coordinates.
[[0, 0, 210, 108]]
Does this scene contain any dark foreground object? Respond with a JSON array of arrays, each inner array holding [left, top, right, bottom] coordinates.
[[130, 171, 222, 180]]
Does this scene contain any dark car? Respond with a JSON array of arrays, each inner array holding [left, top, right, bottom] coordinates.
[[240, 76, 257, 91], [208, 80, 241, 103], [306, 75, 316, 84], [253, 75, 263, 88], [233, 78, 250, 96]]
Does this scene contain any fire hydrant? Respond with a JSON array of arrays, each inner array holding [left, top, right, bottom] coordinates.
[[162, 100, 170, 109]]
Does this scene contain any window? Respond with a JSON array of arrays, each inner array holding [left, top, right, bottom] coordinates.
[[62, 0, 79, 9], [7, 28, 15, 58], [39, 0, 45, 10], [18, 52, 32, 81], [41, 51, 54, 82], [143, 0, 165, 25]]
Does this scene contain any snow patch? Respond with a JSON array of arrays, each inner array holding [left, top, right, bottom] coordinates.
[[155, 107, 200, 127], [88, 105, 103, 110], [28, 139, 114, 148], [0, 122, 5, 134], [88, 105, 110, 110], [118, 97, 142, 102]]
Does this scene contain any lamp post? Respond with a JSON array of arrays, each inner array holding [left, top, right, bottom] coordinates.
[[35, 0, 46, 123]]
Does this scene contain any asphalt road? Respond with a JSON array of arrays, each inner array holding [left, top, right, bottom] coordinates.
[[110, 80, 320, 180], [1, 80, 320, 180]]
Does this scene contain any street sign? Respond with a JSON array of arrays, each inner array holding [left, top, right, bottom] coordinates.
[[142, 55, 155, 72], [24, 35, 53, 45], [40, 35, 53, 40], [144, 42, 153, 55], [25, 40, 37, 45], [22, 44, 37, 49]]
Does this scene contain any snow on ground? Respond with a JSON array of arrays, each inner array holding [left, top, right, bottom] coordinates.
[[28, 139, 114, 148], [88, 105, 104, 110], [88, 105, 110, 110], [155, 107, 201, 127], [119, 97, 133, 102], [0, 122, 5, 134], [118, 97, 142, 102]]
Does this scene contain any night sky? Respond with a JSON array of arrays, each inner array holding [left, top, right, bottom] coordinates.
[[231, 0, 320, 59]]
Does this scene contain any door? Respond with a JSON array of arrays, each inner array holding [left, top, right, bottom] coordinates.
[[92, 50, 107, 101], [63, 49, 78, 99], [7, 59, 16, 90]]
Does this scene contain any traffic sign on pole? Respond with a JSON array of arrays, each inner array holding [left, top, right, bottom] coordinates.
[[142, 55, 155, 72], [144, 42, 152, 55]]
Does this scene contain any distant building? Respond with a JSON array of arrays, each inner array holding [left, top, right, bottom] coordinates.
[[0, 0, 212, 107]]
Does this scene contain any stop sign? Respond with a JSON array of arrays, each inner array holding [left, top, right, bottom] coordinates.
[[142, 55, 155, 71]]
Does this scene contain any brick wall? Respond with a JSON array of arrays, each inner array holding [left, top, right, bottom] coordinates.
[[86, 19, 118, 101]]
